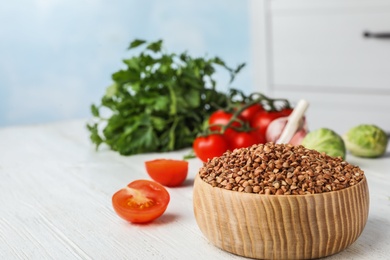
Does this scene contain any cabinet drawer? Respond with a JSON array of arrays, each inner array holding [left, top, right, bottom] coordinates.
[[271, 1, 390, 93]]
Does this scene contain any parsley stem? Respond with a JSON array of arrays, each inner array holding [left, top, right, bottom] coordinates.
[[167, 84, 177, 115], [168, 117, 179, 150]]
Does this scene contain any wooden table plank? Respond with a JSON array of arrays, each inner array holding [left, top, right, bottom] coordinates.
[[0, 120, 389, 259]]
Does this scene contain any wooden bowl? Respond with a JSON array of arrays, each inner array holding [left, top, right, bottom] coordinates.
[[193, 174, 369, 260]]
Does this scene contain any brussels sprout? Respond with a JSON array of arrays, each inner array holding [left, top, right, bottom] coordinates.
[[301, 128, 346, 159], [343, 124, 388, 158]]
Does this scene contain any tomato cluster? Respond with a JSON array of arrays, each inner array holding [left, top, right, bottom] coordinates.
[[193, 103, 292, 162]]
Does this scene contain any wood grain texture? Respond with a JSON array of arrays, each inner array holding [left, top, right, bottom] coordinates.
[[193, 175, 369, 260]]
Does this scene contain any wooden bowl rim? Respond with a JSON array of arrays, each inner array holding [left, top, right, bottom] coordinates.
[[194, 174, 367, 199]]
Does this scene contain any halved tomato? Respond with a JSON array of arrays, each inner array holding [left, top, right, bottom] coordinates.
[[145, 159, 188, 187], [112, 180, 170, 224]]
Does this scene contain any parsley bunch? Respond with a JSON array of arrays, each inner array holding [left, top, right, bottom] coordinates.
[[87, 39, 244, 155]]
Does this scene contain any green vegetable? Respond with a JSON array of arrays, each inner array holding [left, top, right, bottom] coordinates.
[[87, 39, 245, 155], [343, 124, 388, 158], [301, 128, 346, 159]]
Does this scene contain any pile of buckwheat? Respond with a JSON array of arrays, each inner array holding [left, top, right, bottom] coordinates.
[[199, 142, 365, 195]]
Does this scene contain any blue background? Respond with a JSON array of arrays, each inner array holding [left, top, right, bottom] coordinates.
[[0, 0, 252, 126]]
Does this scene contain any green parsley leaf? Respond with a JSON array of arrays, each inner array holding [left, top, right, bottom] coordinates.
[[128, 39, 146, 50]]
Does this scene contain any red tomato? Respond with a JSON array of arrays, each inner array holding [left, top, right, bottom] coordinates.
[[208, 110, 242, 137], [281, 107, 293, 117], [228, 131, 257, 150], [193, 134, 229, 162], [145, 159, 188, 187], [112, 180, 170, 224], [209, 110, 237, 127], [239, 104, 264, 122], [222, 126, 239, 142], [250, 129, 266, 144], [250, 110, 292, 141]]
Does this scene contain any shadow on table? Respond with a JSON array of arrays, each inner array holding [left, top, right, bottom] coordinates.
[[381, 151, 390, 158], [322, 216, 385, 259], [359, 215, 386, 245], [181, 178, 195, 187], [130, 213, 180, 227], [154, 213, 180, 225]]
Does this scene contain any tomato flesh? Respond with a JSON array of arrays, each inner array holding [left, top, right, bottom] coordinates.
[[145, 159, 188, 187], [112, 180, 170, 224]]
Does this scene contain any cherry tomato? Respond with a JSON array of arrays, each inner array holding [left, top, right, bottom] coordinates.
[[281, 107, 293, 117], [250, 109, 292, 141], [208, 110, 242, 138], [145, 159, 188, 187], [250, 129, 266, 144], [228, 131, 257, 150], [209, 110, 238, 127], [193, 134, 229, 162], [112, 180, 170, 224], [239, 104, 264, 122]]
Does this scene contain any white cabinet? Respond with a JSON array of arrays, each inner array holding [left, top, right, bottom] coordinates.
[[250, 0, 390, 134]]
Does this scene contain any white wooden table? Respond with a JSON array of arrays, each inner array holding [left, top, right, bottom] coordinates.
[[0, 119, 389, 260]]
